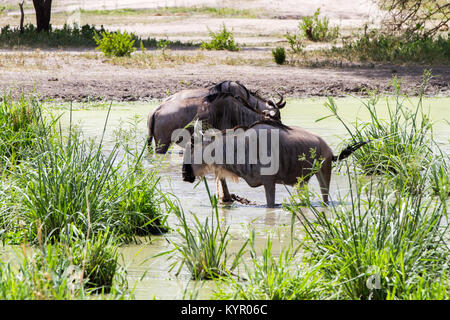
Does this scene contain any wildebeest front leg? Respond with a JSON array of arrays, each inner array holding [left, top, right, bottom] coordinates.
[[264, 183, 276, 208], [217, 178, 233, 203]]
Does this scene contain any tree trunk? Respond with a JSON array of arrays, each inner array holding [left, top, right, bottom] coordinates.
[[33, 0, 52, 32], [19, 1, 25, 34]]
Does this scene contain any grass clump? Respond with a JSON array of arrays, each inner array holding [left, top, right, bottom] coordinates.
[[94, 30, 136, 57], [286, 169, 449, 300], [162, 179, 247, 280], [1, 101, 170, 245], [320, 73, 443, 195], [272, 47, 286, 65], [0, 93, 44, 168], [214, 231, 330, 300], [299, 8, 339, 42], [201, 23, 240, 51], [0, 230, 130, 299]]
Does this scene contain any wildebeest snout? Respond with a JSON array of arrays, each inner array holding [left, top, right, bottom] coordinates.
[[182, 163, 196, 183]]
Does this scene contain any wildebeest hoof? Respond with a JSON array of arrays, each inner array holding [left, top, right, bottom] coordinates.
[[219, 197, 234, 204], [230, 194, 256, 205]]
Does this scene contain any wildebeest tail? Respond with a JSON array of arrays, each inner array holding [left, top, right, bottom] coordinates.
[[147, 111, 156, 147], [332, 140, 369, 162]]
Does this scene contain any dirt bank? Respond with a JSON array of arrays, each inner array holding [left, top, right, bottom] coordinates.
[[1, 51, 448, 101]]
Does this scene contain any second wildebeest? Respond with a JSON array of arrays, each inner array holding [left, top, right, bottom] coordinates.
[[182, 120, 368, 207]]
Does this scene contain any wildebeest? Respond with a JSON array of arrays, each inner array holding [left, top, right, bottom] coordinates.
[[147, 81, 285, 154], [182, 120, 367, 207], [147, 81, 285, 203]]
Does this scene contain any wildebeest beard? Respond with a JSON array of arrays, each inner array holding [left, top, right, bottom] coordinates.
[[182, 163, 196, 183]]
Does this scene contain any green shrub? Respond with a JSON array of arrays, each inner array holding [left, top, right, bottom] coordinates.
[[272, 47, 286, 64], [0, 23, 197, 49], [299, 8, 339, 41], [94, 30, 136, 57], [201, 23, 240, 51], [285, 32, 305, 53]]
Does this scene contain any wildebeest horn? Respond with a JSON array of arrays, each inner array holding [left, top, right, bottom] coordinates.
[[275, 90, 286, 109]]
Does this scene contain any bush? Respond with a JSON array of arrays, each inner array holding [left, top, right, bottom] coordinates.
[[0, 23, 197, 49], [337, 30, 450, 64], [299, 8, 339, 41], [94, 30, 136, 57], [272, 47, 286, 64], [201, 23, 240, 51], [0, 23, 104, 48]]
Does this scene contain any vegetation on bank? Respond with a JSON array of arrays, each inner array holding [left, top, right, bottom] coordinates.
[[0, 23, 198, 49]]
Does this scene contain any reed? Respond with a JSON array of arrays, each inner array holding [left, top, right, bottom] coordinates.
[[0, 229, 130, 299], [213, 230, 331, 300], [320, 72, 444, 195], [161, 178, 247, 280], [286, 166, 449, 300], [7, 103, 169, 244]]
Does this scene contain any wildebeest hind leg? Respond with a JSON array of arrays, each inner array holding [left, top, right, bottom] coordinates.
[[264, 183, 276, 208], [316, 161, 332, 205]]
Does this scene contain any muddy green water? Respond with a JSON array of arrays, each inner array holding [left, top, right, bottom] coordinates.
[[33, 97, 450, 298]]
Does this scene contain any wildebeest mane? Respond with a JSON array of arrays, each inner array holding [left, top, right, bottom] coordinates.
[[199, 93, 269, 130], [209, 81, 251, 99]]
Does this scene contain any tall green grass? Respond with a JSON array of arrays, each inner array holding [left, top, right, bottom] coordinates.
[[286, 168, 449, 300], [213, 231, 331, 300], [320, 73, 446, 196], [161, 179, 247, 280], [0, 229, 130, 299], [0, 98, 170, 245], [0, 93, 45, 169]]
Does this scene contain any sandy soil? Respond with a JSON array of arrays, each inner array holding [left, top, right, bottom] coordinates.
[[0, 50, 448, 101]]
